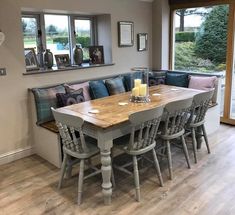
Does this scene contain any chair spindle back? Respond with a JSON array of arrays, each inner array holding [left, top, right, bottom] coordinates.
[[52, 108, 89, 153], [162, 98, 193, 136], [128, 106, 164, 151]]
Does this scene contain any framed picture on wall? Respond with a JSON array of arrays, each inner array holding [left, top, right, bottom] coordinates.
[[24, 48, 39, 71], [118, 21, 134, 47], [137, 33, 148, 51]]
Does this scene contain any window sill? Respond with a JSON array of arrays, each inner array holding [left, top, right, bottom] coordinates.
[[23, 63, 115, 75]]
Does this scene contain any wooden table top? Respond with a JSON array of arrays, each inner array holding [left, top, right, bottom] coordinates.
[[57, 85, 203, 129]]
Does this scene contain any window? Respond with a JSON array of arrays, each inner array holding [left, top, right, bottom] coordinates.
[[74, 18, 93, 61], [44, 14, 70, 58], [21, 13, 97, 68], [171, 6, 228, 74], [22, 15, 40, 52]]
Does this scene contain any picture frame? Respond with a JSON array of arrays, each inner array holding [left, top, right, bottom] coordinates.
[[89, 46, 104, 64], [118, 21, 134, 47], [24, 48, 39, 71], [55, 54, 71, 68], [137, 33, 148, 51]]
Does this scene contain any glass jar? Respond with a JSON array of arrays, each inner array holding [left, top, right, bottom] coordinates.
[[130, 67, 150, 103]]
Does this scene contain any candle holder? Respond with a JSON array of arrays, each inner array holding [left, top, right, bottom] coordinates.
[[130, 67, 150, 103]]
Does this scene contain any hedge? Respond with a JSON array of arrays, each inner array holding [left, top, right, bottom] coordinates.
[[53, 36, 90, 48], [175, 32, 196, 42]]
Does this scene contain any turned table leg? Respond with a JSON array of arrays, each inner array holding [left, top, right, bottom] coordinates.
[[98, 132, 113, 205]]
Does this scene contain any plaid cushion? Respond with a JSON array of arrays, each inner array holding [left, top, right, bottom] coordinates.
[[32, 85, 65, 124], [105, 77, 126, 95]]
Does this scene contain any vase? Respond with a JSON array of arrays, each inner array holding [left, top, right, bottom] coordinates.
[[73, 45, 83, 66], [43, 49, 53, 69]]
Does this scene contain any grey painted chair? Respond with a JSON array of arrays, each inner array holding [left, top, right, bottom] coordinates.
[[52, 108, 104, 205], [158, 98, 193, 180], [113, 106, 164, 202], [186, 90, 214, 163]]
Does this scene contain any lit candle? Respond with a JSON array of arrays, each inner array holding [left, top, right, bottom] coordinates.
[[139, 84, 147, 96], [134, 79, 141, 88], [132, 87, 139, 97]]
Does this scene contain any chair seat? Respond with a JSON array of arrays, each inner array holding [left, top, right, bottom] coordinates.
[[64, 136, 99, 159], [114, 134, 156, 156]]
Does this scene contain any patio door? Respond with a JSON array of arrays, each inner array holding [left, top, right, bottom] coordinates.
[[170, 1, 235, 125]]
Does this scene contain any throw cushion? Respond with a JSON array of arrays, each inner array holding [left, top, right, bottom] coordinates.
[[105, 77, 126, 95], [89, 80, 109, 99], [123, 72, 143, 91], [64, 82, 91, 101], [166, 73, 189, 87], [188, 76, 217, 104], [32, 85, 65, 125], [188, 75, 217, 90], [56, 88, 85, 107]]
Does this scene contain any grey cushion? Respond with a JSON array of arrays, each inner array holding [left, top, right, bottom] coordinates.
[[105, 77, 126, 95]]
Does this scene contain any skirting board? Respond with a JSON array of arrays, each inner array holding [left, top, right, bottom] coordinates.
[[0, 147, 34, 166]]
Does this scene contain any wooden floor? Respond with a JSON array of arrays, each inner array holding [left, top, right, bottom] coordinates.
[[1, 124, 235, 215]]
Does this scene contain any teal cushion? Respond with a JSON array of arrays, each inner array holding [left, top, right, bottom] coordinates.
[[123, 72, 143, 91], [105, 77, 126, 95], [32, 85, 65, 124], [89, 80, 109, 99], [166, 73, 189, 87]]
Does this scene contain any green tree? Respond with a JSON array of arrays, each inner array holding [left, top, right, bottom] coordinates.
[[46, 25, 58, 36], [195, 5, 229, 64], [22, 19, 27, 33], [176, 8, 209, 32]]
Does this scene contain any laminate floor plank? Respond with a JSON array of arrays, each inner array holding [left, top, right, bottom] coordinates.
[[1, 124, 235, 215]]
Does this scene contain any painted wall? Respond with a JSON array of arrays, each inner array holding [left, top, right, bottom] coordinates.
[[152, 0, 170, 69], [0, 0, 153, 160]]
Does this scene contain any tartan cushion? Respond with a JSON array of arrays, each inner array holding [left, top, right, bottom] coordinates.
[[32, 85, 65, 124], [105, 77, 126, 95], [56, 88, 85, 107]]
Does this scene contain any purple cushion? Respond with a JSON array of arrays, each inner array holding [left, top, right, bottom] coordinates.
[[64, 82, 91, 101], [188, 76, 217, 91], [56, 88, 85, 107]]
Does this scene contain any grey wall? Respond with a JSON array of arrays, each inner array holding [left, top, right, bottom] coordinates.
[[152, 0, 170, 70], [0, 0, 154, 160]]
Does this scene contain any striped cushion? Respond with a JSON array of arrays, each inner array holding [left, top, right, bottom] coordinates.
[[105, 77, 126, 95], [32, 85, 65, 124]]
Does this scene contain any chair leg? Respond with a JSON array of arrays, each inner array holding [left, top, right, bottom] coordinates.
[[181, 135, 191, 169], [66, 155, 73, 179], [77, 159, 85, 205], [58, 153, 68, 189], [166, 140, 173, 180], [133, 155, 140, 202], [191, 128, 198, 163], [111, 167, 116, 189], [202, 124, 210, 154], [152, 149, 164, 187]]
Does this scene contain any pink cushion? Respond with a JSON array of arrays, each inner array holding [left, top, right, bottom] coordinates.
[[64, 82, 91, 101], [188, 76, 217, 91]]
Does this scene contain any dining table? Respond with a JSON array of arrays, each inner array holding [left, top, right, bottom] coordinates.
[[56, 84, 203, 205]]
